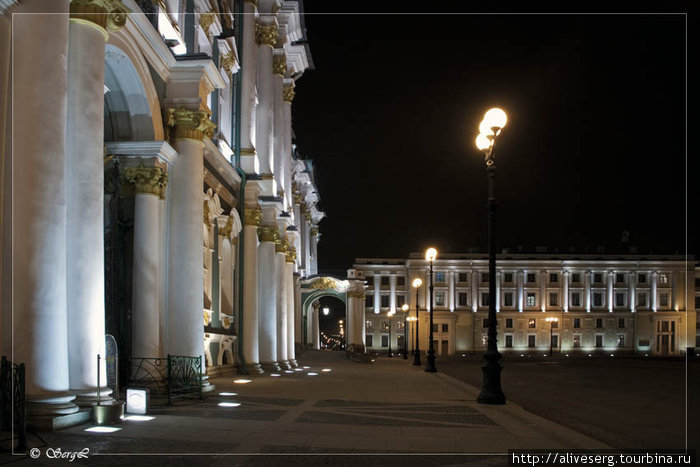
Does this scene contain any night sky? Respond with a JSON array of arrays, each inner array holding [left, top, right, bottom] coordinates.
[[290, 9, 691, 272]]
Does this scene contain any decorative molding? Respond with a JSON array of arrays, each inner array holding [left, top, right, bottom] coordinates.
[[244, 207, 263, 226], [272, 53, 287, 77], [308, 277, 339, 291], [221, 52, 236, 76], [310, 227, 319, 237], [286, 246, 297, 263], [163, 107, 216, 142], [255, 21, 278, 47], [199, 11, 215, 36], [282, 83, 296, 103], [275, 238, 288, 254], [258, 224, 278, 243], [69, 0, 130, 34], [122, 164, 168, 199], [348, 290, 366, 299], [204, 310, 211, 326]]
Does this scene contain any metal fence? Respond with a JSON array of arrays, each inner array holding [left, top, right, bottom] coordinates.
[[0, 356, 26, 451], [128, 355, 203, 405]]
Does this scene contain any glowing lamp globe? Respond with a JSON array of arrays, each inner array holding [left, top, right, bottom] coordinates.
[[412, 278, 423, 288], [483, 108, 507, 130], [425, 247, 437, 262], [401, 304, 409, 312], [478, 119, 495, 136], [475, 133, 491, 151]]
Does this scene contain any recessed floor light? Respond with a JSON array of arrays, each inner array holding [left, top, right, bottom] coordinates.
[[294, 368, 303, 372], [219, 392, 237, 396], [284, 370, 294, 374], [234, 379, 251, 384], [125, 415, 154, 422], [302, 366, 310, 369], [84, 426, 122, 433], [321, 369, 331, 372], [270, 373, 281, 377], [218, 402, 241, 407], [307, 372, 318, 376]]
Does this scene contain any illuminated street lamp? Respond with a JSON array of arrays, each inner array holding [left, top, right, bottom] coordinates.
[[401, 303, 410, 359], [387, 310, 395, 357], [407, 315, 417, 359], [412, 278, 423, 366], [322, 307, 329, 316], [475, 107, 507, 405], [425, 247, 437, 373], [545, 317, 559, 356]]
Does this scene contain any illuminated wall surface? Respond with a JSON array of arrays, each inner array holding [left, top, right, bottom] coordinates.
[[0, 0, 324, 423], [353, 254, 698, 356]]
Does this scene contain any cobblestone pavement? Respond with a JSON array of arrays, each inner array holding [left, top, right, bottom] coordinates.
[[1, 350, 608, 466]]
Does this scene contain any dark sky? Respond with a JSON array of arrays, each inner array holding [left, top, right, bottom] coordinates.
[[290, 9, 691, 271]]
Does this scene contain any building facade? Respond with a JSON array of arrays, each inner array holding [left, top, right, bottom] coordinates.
[[353, 254, 697, 357], [0, 0, 324, 424]]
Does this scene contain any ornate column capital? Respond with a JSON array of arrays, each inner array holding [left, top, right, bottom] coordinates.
[[258, 224, 278, 243], [255, 21, 278, 47], [275, 237, 288, 254], [164, 108, 216, 142], [310, 226, 319, 237], [273, 52, 287, 77], [286, 246, 297, 263], [283, 83, 296, 103], [221, 52, 237, 76], [244, 207, 263, 226], [348, 290, 366, 299], [218, 216, 233, 237], [69, 0, 129, 37], [122, 165, 168, 199], [199, 11, 215, 36]]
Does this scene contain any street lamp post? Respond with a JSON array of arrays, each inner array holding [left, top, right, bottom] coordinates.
[[425, 247, 437, 373], [401, 304, 409, 359], [407, 315, 417, 359], [545, 317, 559, 356], [387, 310, 395, 357], [475, 108, 508, 405], [412, 278, 422, 366]]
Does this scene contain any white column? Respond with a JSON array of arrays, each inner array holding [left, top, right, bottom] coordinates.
[[563, 270, 569, 313], [389, 274, 397, 312], [585, 271, 592, 312], [629, 272, 636, 312], [540, 271, 547, 312], [516, 270, 524, 313], [310, 227, 319, 275], [272, 50, 285, 196], [311, 302, 320, 350], [257, 211, 279, 371], [11, 1, 77, 416], [165, 114, 211, 367], [254, 18, 277, 195], [448, 270, 455, 312], [124, 165, 167, 359], [239, 0, 259, 173], [496, 271, 501, 312], [286, 249, 297, 366], [282, 81, 295, 209], [65, 3, 127, 398], [374, 274, 381, 313], [275, 236, 288, 368], [608, 271, 614, 313], [651, 271, 658, 312], [472, 270, 479, 313], [241, 202, 262, 372]]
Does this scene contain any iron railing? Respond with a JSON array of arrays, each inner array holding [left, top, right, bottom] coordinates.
[[128, 355, 203, 405], [0, 356, 26, 451]]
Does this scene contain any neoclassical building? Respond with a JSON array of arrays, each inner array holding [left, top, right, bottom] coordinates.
[[0, 0, 325, 426], [353, 253, 698, 357]]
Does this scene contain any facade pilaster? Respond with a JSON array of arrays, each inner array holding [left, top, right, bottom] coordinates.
[[389, 273, 397, 312], [496, 271, 501, 312], [286, 243, 297, 366], [257, 204, 280, 371], [309, 226, 319, 276], [241, 193, 263, 373], [585, 271, 592, 312], [563, 270, 569, 312], [282, 80, 295, 209], [473, 268, 480, 312], [164, 108, 215, 371], [540, 271, 547, 312], [516, 270, 524, 312], [651, 271, 658, 312], [374, 274, 381, 313], [11, 0, 78, 417], [608, 270, 614, 313], [272, 50, 286, 197], [254, 17, 277, 195], [274, 223, 289, 368], [66, 0, 129, 400], [239, 0, 259, 173], [448, 270, 455, 312], [629, 271, 636, 312], [124, 164, 167, 360]]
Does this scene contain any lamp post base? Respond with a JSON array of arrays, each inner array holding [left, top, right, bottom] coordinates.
[[424, 351, 437, 373], [412, 351, 422, 366], [477, 355, 506, 404]]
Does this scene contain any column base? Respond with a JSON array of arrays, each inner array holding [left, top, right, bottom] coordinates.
[[278, 360, 291, 370], [261, 361, 281, 372], [71, 388, 114, 407], [288, 359, 298, 368], [243, 362, 264, 374], [26, 393, 87, 431]]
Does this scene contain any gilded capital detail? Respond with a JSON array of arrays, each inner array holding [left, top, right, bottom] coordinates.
[[282, 83, 295, 103], [221, 52, 236, 76], [199, 12, 215, 36], [69, 0, 129, 34], [286, 246, 297, 263], [123, 165, 168, 199], [272, 53, 287, 77], [164, 108, 216, 142], [347, 290, 366, 299], [275, 238, 288, 254], [244, 207, 263, 226], [258, 224, 278, 243], [218, 216, 234, 237], [310, 227, 319, 237], [255, 21, 278, 47]]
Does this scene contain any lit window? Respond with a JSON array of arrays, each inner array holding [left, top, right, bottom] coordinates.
[[659, 274, 668, 285], [435, 291, 445, 306], [435, 272, 445, 283], [381, 321, 390, 331], [617, 335, 625, 347], [528, 318, 536, 328], [397, 321, 405, 331], [526, 293, 536, 307], [573, 335, 581, 348], [365, 320, 374, 332]]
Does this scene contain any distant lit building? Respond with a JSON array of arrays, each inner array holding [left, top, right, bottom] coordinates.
[[353, 253, 697, 356]]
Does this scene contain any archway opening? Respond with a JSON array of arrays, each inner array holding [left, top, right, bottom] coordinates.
[[317, 296, 346, 350]]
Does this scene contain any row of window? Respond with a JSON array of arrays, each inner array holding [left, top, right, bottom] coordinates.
[[366, 317, 630, 334], [369, 272, 672, 287], [366, 290, 671, 309], [499, 334, 626, 348]]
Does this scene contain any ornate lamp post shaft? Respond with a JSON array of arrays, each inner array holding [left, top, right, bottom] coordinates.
[[425, 253, 437, 373], [413, 281, 422, 366]]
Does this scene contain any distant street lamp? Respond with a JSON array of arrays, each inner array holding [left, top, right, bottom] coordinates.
[[401, 303, 410, 359], [412, 278, 423, 366], [475, 107, 507, 405], [545, 317, 559, 356], [322, 307, 329, 316], [425, 247, 437, 373], [387, 310, 395, 357]]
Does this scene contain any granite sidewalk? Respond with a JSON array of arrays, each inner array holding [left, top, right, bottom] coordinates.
[[2, 350, 608, 466]]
